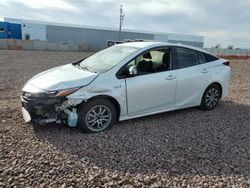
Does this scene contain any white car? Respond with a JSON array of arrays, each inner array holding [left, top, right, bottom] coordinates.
[[21, 42, 231, 133]]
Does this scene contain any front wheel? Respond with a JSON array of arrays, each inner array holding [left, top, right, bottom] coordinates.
[[77, 99, 117, 133], [200, 84, 221, 110]]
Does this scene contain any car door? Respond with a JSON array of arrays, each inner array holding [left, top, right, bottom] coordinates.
[[172, 47, 212, 107], [125, 48, 177, 116]]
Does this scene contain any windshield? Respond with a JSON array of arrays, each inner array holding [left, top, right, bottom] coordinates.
[[80, 45, 139, 73]]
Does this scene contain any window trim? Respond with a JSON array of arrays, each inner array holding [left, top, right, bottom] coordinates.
[[116, 46, 173, 79], [197, 51, 207, 64]]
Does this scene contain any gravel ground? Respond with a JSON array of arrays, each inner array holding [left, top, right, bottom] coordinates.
[[0, 50, 250, 187]]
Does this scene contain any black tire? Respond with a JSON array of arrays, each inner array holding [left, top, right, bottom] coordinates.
[[77, 98, 117, 133], [200, 84, 221, 110]]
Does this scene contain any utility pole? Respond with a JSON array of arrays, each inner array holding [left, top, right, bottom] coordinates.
[[119, 5, 125, 41]]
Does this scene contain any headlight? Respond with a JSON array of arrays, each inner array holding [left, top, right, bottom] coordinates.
[[55, 87, 80, 97], [22, 83, 80, 98]]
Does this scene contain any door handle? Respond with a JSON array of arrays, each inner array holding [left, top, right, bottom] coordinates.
[[165, 75, 176, 80], [201, 69, 209, 73]]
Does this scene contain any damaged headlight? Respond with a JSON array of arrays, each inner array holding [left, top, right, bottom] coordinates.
[[22, 83, 80, 99], [55, 88, 80, 97], [34, 87, 80, 98]]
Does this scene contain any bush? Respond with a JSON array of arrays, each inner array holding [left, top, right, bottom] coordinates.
[[25, 33, 30, 40]]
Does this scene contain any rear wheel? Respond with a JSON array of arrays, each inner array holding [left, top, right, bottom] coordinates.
[[200, 84, 221, 110], [77, 99, 116, 133]]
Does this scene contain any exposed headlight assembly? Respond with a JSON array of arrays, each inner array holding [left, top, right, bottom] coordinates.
[[55, 88, 80, 97], [22, 83, 80, 98]]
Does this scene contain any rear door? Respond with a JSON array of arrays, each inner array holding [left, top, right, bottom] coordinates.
[[172, 47, 212, 107]]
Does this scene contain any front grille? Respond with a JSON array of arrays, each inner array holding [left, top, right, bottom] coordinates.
[[21, 91, 63, 120]]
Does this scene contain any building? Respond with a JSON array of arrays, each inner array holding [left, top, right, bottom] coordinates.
[[0, 21, 22, 39], [2, 17, 204, 51]]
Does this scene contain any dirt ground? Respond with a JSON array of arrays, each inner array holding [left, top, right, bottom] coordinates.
[[0, 50, 250, 187]]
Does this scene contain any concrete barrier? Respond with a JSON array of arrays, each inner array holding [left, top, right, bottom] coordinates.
[[8, 39, 22, 50], [0, 39, 8, 49], [58, 43, 69, 51], [34, 41, 47, 51], [0, 39, 92, 52], [79, 44, 90, 52], [46, 42, 58, 51], [22, 40, 34, 50], [69, 43, 79, 51]]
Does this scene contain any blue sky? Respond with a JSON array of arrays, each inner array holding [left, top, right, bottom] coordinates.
[[1, 0, 250, 48]]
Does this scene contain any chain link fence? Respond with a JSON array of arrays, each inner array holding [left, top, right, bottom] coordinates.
[[204, 48, 250, 59]]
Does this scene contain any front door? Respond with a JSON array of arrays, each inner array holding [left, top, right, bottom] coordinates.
[[125, 48, 177, 116], [126, 71, 177, 115]]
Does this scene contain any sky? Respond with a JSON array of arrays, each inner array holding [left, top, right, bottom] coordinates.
[[0, 0, 250, 48]]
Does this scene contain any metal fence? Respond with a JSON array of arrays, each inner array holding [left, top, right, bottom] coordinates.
[[204, 48, 250, 56]]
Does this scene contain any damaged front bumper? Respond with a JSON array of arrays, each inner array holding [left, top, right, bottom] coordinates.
[[21, 91, 79, 127]]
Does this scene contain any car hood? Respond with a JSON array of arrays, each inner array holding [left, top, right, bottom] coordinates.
[[26, 64, 98, 91]]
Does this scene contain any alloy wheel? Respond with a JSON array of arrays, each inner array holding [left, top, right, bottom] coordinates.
[[85, 105, 112, 132], [205, 87, 220, 108]]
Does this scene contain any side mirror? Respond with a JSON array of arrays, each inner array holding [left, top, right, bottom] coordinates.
[[128, 65, 138, 76]]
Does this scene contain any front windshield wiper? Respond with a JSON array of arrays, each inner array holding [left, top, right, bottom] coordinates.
[[80, 66, 97, 73], [72, 61, 97, 73]]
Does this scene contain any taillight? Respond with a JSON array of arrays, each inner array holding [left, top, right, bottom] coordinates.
[[223, 61, 230, 66]]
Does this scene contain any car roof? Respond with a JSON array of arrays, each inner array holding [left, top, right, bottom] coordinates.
[[118, 41, 209, 54]]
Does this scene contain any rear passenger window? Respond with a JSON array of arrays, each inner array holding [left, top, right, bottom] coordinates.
[[203, 53, 219, 62], [172, 47, 198, 69], [197, 52, 207, 64]]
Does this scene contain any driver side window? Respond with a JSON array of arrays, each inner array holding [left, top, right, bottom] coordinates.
[[128, 48, 170, 75], [117, 48, 171, 79]]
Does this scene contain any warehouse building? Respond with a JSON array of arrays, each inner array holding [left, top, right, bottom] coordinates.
[[0, 21, 21, 39], [1, 17, 204, 51]]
